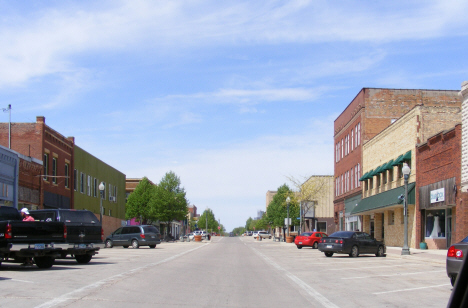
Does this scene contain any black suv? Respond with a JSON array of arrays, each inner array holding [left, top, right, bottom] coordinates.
[[105, 225, 161, 248]]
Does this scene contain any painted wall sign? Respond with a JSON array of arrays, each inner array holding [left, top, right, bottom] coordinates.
[[430, 188, 445, 203]]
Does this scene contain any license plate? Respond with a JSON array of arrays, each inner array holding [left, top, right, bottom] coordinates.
[[326, 245, 332, 248], [299, 242, 302, 244], [151, 236, 155, 239], [78, 244, 86, 248], [35, 244, 45, 249]]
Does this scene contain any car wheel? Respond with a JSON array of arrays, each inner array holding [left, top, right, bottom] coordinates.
[[376, 245, 385, 257], [132, 240, 140, 249], [350, 245, 359, 258], [451, 275, 457, 287], [123, 246, 129, 248], [313, 242, 318, 249], [34, 256, 54, 269], [75, 254, 92, 264], [149, 245, 156, 248], [325, 252, 333, 257], [297, 245, 303, 249], [105, 239, 113, 248]]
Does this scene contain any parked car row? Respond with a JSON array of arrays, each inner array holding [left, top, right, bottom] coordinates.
[[317, 231, 385, 258], [105, 225, 161, 248]]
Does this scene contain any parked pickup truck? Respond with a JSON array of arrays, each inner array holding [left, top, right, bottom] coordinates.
[[31, 209, 103, 264], [0, 205, 67, 268]]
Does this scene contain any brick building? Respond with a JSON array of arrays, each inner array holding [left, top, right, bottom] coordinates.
[[417, 124, 463, 249], [353, 105, 461, 248], [0, 116, 74, 209], [334, 88, 461, 233]]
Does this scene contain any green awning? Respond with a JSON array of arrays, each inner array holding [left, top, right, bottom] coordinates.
[[359, 171, 370, 181], [351, 182, 416, 215], [361, 169, 374, 181], [392, 155, 404, 166], [402, 150, 412, 161], [383, 159, 394, 170]]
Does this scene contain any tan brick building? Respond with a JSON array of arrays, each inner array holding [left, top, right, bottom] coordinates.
[[353, 104, 461, 248], [335, 88, 461, 237]]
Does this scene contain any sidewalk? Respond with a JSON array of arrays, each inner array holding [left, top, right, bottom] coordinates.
[[385, 246, 447, 264]]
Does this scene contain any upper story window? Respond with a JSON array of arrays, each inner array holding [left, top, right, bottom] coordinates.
[[94, 178, 98, 197], [351, 130, 354, 151], [74, 169, 77, 191], [357, 123, 361, 145], [341, 139, 344, 159], [80, 172, 85, 194], [346, 134, 350, 155], [43, 153, 49, 181], [64, 163, 69, 188], [52, 158, 57, 184], [87, 175, 91, 196]]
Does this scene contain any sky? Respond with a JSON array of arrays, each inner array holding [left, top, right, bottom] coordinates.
[[1, 0, 468, 232]]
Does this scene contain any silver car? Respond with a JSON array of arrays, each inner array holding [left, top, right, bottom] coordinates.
[[447, 235, 468, 286]]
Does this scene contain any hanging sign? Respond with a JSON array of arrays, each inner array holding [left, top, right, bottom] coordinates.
[[430, 188, 445, 203]]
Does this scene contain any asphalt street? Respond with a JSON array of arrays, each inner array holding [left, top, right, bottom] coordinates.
[[0, 236, 451, 308]]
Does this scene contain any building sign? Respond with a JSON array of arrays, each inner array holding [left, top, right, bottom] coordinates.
[[430, 188, 445, 203]]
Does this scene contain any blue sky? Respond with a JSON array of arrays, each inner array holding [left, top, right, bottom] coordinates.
[[1, 1, 468, 231]]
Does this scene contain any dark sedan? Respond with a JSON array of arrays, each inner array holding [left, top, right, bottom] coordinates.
[[318, 231, 385, 258], [447, 235, 468, 286]]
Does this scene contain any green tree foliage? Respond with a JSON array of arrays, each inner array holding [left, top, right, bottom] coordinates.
[[125, 177, 156, 224], [245, 217, 253, 231], [150, 171, 188, 234], [231, 226, 245, 235], [265, 184, 299, 228], [197, 208, 219, 232]]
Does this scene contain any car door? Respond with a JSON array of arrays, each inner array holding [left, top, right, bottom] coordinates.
[[360, 232, 373, 253], [111, 227, 123, 245]]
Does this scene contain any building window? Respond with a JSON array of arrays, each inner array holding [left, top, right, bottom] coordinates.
[[388, 211, 395, 225], [87, 175, 91, 196], [351, 129, 354, 150], [389, 168, 394, 182], [370, 178, 373, 190], [65, 164, 69, 188], [109, 209, 112, 217], [341, 139, 344, 159], [351, 168, 354, 189], [114, 186, 117, 202], [357, 123, 361, 145], [74, 169, 77, 191], [357, 164, 361, 187], [43, 153, 49, 181], [80, 173, 85, 194], [347, 134, 350, 154], [341, 174, 343, 194], [382, 171, 387, 185], [94, 178, 97, 197], [52, 158, 57, 184]]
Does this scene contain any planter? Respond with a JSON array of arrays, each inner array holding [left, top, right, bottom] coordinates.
[[194, 235, 202, 242], [419, 242, 428, 250], [286, 236, 294, 243]]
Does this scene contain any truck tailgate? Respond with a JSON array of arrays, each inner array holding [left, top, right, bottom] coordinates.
[[66, 223, 102, 243], [8, 221, 65, 243]]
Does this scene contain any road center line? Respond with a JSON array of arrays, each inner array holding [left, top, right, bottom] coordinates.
[[35, 243, 210, 308], [373, 284, 450, 295], [250, 246, 339, 308]]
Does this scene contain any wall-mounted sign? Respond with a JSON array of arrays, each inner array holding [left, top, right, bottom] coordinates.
[[430, 188, 445, 203]]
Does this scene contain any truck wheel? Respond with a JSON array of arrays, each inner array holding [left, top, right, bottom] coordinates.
[[34, 256, 54, 269], [105, 239, 113, 248], [132, 240, 139, 249], [75, 254, 92, 264], [149, 245, 156, 248]]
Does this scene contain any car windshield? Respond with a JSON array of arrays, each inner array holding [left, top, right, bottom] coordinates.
[[328, 231, 354, 238], [300, 232, 312, 236]]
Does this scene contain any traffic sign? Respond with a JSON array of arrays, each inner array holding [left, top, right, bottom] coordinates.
[[218, 226, 221, 230]]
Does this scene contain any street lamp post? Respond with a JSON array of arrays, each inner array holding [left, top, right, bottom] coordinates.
[[286, 196, 291, 238], [401, 163, 411, 255], [99, 182, 105, 223]]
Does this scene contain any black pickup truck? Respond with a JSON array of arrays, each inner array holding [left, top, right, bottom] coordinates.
[[0, 205, 67, 268], [30, 209, 103, 264]]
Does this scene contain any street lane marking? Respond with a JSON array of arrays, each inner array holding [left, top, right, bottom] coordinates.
[[342, 270, 445, 279], [12, 279, 34, 283], [329, 263, 422, 270], [34, 243, 210, 308], [373, 284, 450, 295], [250, 246, 339, 308]]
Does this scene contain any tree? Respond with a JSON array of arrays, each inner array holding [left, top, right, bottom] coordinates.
[[150, 171, 188, 235], [198, 208, 218, 232], [232, 226, 246, 235], [287, 175, 331, 232], [264, 184, 299, 229], [125, 177, 156, 224], [245, 217, 253, 231]]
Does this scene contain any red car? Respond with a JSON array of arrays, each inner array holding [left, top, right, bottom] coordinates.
[[295, 231, 328, 249]]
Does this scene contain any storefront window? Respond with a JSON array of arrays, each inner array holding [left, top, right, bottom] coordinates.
[[425, 209, 446, 238]]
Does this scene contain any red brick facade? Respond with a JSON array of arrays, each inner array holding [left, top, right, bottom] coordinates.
[[0, 116, 74, 209], [416, 124, 466, 247], [334, 88, 461, 230]]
